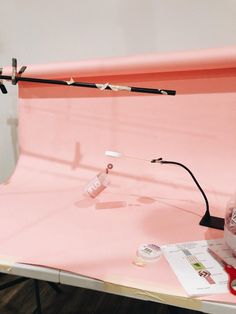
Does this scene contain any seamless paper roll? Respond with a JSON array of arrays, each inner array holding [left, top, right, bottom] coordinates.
[[0, 46, 236, 303]]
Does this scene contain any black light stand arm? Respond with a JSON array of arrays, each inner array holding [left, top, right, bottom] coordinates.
[[151, 158, 224, 230]]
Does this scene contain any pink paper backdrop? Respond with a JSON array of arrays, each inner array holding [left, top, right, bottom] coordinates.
[[1, 46, 236, 302]]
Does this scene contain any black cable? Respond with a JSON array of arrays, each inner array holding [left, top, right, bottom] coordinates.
[[151, 158, 210, 219]]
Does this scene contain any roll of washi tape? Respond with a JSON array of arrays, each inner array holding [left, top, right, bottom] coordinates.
[[133, 244, 162, 266], [137, 244, 162, 261]]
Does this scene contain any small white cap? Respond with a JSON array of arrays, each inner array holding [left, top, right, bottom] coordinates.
[[105, 150, 122, 158]]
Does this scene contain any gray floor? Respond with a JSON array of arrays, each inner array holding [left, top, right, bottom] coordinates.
[[0, 274, 203, 314]]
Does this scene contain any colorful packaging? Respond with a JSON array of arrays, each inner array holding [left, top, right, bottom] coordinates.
[[224, 194, 236, 253]]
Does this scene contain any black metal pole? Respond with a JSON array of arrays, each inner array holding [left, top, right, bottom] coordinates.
[[34, 280, 42, 314], [0, 74, 176, 96]]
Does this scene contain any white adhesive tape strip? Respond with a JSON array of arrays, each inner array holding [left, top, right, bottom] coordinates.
[[96, 83, 109, 90], [0, 256, 17, 272], [103, 282, 202, 310], [96, 83, 131, 92], [109, 84, 131, 92], [65, 78, 75, 85]]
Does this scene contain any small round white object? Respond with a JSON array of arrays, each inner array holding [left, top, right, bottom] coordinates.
[[105, 150, 122, 158], [137, 244, 162, 262]]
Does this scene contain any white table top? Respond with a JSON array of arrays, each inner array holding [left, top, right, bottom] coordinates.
[[1, 260, 236, 314]]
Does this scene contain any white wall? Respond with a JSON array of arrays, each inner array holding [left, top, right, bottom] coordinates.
[[1, 0, 236, 182]]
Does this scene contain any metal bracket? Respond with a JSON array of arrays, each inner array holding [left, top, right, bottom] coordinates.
[[12, 58, 17, 85], [11, 58, 27, 85], [18, 65, 27, 75], [0, 68, 7, 94]]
